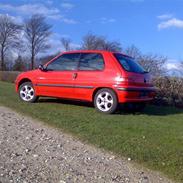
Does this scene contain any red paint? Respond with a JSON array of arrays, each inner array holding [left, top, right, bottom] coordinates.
[[15, 50, 156, 104]]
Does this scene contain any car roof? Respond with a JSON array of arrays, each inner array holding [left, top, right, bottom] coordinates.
[[60, 50, 131, 57], [62, 50, 112, 54]]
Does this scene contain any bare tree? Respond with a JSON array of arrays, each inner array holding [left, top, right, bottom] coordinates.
[[24, 14, 52, 69], [125, 45, 141, 59], [102, 40, 122, 52], [125, 45, 167, 77], [81, 33, 103, 50], [81, 33, 122, 52], [139, 54, 167, 77], [0, 15, 22, 71], [61, 37, 71, 51]]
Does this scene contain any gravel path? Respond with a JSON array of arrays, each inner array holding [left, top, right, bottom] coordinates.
[[0, 106, 173, 183]]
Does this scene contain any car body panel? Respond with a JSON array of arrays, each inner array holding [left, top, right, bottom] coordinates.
[[15, 50, 156, 103], [34, 70, 75, 98]]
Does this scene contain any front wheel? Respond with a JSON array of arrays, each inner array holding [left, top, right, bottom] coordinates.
[[94, 88, 118, 114], [19, 82, 38, 103]]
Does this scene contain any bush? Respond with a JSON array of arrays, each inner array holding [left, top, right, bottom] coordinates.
[[153, 77, 183, 108], [0, 71, 21, 83]]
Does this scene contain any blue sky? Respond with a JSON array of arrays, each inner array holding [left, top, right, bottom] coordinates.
[[0, 0, 183, 68]]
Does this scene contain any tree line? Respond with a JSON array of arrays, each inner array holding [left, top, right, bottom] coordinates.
[[0, 13, 182, 77]]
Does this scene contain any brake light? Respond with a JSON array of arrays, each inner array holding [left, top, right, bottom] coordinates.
[[115, 76, 134, 83]]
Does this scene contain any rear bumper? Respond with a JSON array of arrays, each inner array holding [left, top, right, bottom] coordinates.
[[116, 87, 156, 103], [116, 87, 156, 92]]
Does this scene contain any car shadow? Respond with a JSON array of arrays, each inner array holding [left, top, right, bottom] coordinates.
[[38, 97, 183, 116], [38, 97, 94, 108], [117, 104, 183, 116]]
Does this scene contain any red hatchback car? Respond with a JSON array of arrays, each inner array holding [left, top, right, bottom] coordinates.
[[15, 50, 156, 114]]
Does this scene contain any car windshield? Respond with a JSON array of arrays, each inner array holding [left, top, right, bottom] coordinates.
[[113, 53, 146, 74]]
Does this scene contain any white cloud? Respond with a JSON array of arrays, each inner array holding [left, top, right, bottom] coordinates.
[[85, 17, 116, 24], [62, 18, 77, 24], [70, 43, 81, 49], [0, 3, 61, 19], [166, 63, 179, 70], [165, 60, 182, 70], [158, 18, 183, 30], [10, 15, 23, 24], [157, 14, 183, 30], [55, 33, 70, 39], [61, 2, 75, 10], [0, 3, 78, 23], [100, 17, 116, 24], [0, 13, 23, 24], [46, 0, 53, 5], [157, 14, 173, 20], [165, 62, 183, 76]]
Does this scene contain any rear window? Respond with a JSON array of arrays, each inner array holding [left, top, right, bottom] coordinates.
[[113, 53, 146, 74]]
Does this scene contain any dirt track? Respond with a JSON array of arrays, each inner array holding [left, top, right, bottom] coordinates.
[[0, 106, 173, 183]]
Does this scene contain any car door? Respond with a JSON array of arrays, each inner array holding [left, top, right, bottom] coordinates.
[[73, 53, 105, 101], [35, 53, 80, 99]]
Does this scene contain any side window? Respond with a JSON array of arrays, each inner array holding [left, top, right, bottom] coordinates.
[[46, 53, 80, 71], [79, 53, 105, 71]]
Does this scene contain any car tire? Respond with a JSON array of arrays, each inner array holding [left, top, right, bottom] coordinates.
[[94, 88, 118, 114], [19, 82, 38, 103]]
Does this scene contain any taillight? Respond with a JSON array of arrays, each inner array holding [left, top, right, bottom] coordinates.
[[115, 76, 134, 84]]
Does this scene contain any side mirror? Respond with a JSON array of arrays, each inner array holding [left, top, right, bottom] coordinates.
[[38, 64, 47, 71]]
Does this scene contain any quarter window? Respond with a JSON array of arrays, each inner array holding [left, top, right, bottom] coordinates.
[[79, 53, 105, 71], [46, 53, 80, 71]]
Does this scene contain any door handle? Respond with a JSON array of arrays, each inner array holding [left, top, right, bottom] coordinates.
[[73, 73, 77, 79]]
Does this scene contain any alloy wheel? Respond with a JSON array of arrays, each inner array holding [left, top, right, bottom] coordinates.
[[96, 91, 114, 112], [20, 85, 35, 102]]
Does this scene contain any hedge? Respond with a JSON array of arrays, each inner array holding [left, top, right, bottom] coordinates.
[[0, 71, 21, 83], [153, 77, 183, 108]]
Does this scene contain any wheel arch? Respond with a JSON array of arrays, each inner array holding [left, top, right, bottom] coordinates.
[[18, 78, 32, 89], [92, 87, 118, 102]]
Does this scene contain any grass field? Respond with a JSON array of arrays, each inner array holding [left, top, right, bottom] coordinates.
[[0, 81, 183, 182]]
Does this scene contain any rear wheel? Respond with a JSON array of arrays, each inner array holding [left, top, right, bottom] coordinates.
[[94, 88, 118, 114], [19, 82, 38, 103]]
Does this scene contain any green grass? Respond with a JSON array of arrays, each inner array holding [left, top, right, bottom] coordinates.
[[0, 81, 183, 182]]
